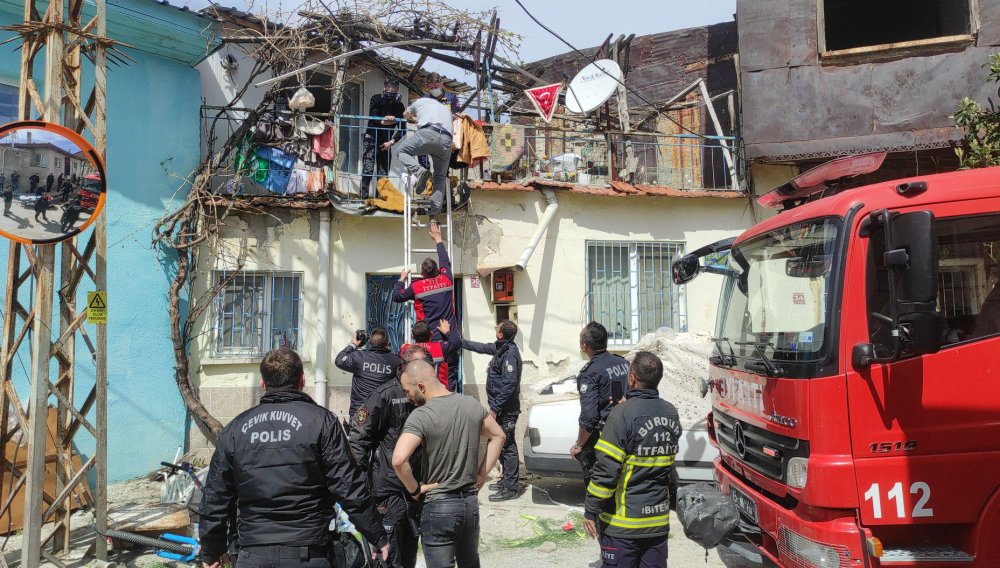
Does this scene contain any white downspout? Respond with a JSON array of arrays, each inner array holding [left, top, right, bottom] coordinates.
[[315, 210, 332, 408], [515, 189, 559, 271]]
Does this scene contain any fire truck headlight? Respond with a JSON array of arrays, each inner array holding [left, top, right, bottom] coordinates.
[[787, 457, 808, 489], [779, 527, 850, 567]]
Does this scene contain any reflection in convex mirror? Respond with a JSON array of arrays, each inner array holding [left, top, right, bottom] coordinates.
[[0, 121, 106, 244]]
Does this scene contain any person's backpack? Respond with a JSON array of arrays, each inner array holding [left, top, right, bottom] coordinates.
[[676, 483, 739, 549]]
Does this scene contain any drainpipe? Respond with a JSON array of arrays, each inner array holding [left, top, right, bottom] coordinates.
[[315, 210, 332, 408], [515, 189, 559, 271]]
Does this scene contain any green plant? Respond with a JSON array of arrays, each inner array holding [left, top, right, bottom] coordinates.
[[493, 512, 587, 549], [952, 53, 1000, 169]]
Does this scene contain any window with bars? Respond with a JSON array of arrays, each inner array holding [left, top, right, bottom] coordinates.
[[586, 241, 686, 345], [211, 271, 302, 358]]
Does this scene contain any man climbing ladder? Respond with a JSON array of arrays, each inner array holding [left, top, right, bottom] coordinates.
[[397, 97, 453, 223], [393, 221, 460, 390]]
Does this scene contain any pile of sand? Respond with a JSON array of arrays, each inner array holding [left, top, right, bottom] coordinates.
[[624, 328, 713, 428]]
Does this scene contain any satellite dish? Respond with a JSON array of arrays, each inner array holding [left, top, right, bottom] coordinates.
[[564, 59, 622, 114]]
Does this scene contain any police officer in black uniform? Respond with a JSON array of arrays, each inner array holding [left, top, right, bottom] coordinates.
[[583, 352, 681, 567], [461, 319, 522, 502], [348, 344, 431, 568], [570, 321, 631, 487], [200, 348, 389, 568], [336, 327, 403, 418]]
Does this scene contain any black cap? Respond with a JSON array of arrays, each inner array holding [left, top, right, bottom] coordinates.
[[384, 77, 400, 87]]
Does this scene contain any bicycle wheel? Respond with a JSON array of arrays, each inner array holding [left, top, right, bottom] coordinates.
[[106, 529, 194, 555]]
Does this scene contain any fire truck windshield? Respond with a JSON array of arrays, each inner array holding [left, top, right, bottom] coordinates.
[[715, 218, 841, 376]]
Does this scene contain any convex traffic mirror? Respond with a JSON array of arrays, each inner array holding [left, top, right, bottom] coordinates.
[[0, 121, 107, 244]]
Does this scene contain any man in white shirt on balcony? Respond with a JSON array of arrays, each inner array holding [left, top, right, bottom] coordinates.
[[398, 97, 453, 222]]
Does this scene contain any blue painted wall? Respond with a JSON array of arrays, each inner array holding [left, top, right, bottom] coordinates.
[[0, 1, 217, 481]]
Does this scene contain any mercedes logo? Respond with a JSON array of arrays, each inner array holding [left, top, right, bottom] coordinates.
[[734, 421, 747, 459]]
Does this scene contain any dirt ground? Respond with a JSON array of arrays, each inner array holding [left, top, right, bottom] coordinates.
[[0, 474, 726, 567]]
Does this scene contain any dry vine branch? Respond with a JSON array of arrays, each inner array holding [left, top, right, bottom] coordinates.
[[154, 0, 520, 443]]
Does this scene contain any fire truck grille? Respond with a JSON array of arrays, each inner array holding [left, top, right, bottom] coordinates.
[[714, 409, 809, 482]]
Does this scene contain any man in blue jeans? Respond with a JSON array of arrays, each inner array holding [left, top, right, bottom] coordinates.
[[391, 359, 505, 567]]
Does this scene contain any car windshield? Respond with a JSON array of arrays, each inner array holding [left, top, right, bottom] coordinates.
[[715, 218, 841, 371]]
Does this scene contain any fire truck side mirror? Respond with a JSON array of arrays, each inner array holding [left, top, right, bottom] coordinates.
[[672, 254, 700, 285], [889, 210, 938, 304], [856, 209, 941, 367]]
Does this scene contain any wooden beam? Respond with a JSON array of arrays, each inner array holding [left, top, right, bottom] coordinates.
[[406, 54, 427, 82]]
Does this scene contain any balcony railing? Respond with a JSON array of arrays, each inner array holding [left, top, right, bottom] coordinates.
[[202, 107, 744, 198]]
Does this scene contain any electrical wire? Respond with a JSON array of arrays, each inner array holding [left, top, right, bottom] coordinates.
[[512, 0, 717, 140]]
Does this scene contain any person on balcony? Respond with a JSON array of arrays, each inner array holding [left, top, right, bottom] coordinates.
[[361, 78, 406, 200], [424, 72, 460, 113], [398, 98, 452, 221], [418, 73, 460, 174]]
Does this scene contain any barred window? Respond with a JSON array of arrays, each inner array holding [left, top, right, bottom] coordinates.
[[211, 271, 302, 357], [586, 241, 686, 345]]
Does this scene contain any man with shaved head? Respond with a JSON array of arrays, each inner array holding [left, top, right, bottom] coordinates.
[[392, 359, 505, 568]]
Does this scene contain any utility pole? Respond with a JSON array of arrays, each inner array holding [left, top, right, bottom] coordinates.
[[0, 0, 109, 563]]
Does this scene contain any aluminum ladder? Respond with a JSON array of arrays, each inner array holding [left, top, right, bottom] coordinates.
[[401, 168, 455, 344]]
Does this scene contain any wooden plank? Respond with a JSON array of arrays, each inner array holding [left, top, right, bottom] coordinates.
[[22, 245, 56, 562], [109, 503, 189, 534], [406, 54, 427, 82], [47, 382, 95, 438], [4, 304, 34, 370], [43, 455, 95, 519], [0, 242, 19, 539]]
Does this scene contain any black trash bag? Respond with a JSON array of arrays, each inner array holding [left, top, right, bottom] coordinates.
[[676, 483, 740, 549], [331, 531, 372, 568]]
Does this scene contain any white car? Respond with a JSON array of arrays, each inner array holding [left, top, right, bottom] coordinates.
[[523, 378, 717, 485]]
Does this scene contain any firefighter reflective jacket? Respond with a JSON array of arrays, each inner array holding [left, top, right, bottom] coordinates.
[[391, 242, 457, 336], [584, 388, 682, 538]]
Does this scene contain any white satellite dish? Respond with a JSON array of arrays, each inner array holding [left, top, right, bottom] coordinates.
[[564, 59, 622, 114]]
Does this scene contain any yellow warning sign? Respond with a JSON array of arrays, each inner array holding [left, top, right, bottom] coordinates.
[[87, 291, 107, 324]]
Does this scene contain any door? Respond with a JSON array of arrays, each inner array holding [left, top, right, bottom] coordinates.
[[365, 274, 464, 388], [845, 200, 1000, 533]]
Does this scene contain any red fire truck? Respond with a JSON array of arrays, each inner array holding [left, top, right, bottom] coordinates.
[[79, 172, 101, 211], [674, 154, 1000, 567]]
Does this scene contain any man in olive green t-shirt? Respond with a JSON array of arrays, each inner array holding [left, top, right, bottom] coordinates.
[[392, 359, 505, 568]]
